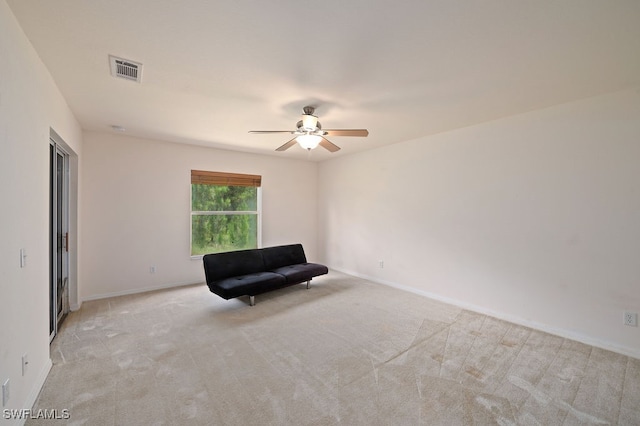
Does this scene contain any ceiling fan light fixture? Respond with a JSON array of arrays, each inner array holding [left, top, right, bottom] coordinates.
[[301, 114, 318, 131], [297, 134, 322, 150]]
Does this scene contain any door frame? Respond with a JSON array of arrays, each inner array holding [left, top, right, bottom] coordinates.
[[49, 127, 79, 342]]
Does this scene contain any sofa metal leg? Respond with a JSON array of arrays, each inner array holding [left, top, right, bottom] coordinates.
[[306, 280, 310, 289], [249, 296, 255, 306]]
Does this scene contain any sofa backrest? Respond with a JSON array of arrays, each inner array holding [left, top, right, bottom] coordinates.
[[203, 248, 266, 283], [262, 244, 307, 270]]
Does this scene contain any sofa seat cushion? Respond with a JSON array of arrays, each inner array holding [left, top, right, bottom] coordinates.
[[270, 263, 329, 284], [209, 272, 286, 300]]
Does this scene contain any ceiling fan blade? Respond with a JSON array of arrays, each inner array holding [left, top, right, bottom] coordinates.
[[275, 138, 298, 152], [249, 130, 295, 134], [319, 137, 341, 152], [322, 129, 369, 137]]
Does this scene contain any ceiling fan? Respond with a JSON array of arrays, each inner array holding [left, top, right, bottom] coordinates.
[[249, 106, 368, 152]]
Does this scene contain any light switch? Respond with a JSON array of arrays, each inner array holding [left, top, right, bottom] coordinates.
[[20, 248, 27, 268]]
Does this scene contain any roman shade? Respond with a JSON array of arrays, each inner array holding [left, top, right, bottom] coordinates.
[[191, 170, 262, 187]]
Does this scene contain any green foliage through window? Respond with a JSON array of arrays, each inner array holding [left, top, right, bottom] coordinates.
[[191, 184, 259, 255]]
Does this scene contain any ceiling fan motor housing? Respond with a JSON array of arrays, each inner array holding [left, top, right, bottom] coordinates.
[[301, 106, 319, 131], [297, 119, 322, 132]]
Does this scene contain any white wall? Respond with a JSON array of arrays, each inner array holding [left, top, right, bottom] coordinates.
[[80, 132, 318, 300], [0, 0, 82, 421], [318, 87, 640, 358]]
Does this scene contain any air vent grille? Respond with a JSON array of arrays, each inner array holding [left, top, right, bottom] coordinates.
[[109, 55, 142, 83]]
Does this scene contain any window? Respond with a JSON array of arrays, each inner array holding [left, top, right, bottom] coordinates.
[[191, 170, 261, 256]]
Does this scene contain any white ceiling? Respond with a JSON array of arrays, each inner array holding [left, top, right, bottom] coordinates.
[[7, 0, 640, 161]]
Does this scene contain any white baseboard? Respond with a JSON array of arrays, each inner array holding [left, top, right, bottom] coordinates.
[[332, 268, 640, 360], [82, 280, 203, 302]]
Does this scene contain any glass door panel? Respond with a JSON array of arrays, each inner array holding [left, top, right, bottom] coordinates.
[[50, 142, 69, 341]]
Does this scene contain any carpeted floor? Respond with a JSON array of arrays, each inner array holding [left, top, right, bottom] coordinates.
[[28, 271, 640, 425]]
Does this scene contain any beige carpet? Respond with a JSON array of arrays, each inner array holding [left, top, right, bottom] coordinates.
[[28, 271, 640, 425]]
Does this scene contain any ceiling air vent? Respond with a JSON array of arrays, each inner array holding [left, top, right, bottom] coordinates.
[[109, 55, 143, 83]]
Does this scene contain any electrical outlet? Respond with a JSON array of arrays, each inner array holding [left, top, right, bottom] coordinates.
[[624, 311, 638, 327], [22, 353, 29, 376], [379, 260, 384, 269], [150, 266, 156, 274], [2, 379, 9, 406]]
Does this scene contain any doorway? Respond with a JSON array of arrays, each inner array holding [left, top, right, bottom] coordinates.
[[50, 141, 69, 341]]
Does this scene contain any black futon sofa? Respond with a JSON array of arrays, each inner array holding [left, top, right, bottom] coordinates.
[[202, 244, 328, 306]]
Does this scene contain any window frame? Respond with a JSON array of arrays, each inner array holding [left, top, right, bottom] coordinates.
[[190, 170, 262, 259]]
